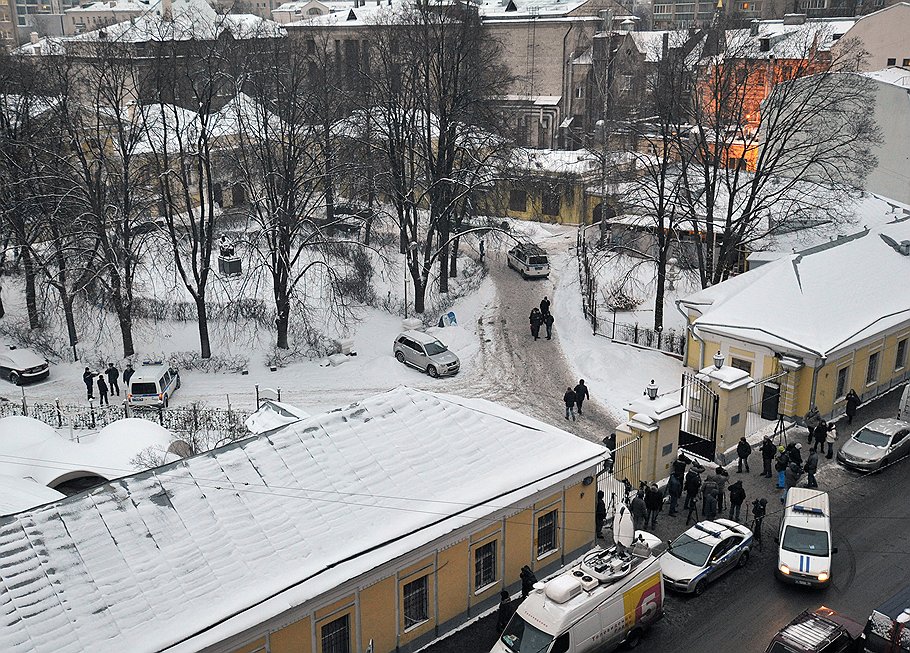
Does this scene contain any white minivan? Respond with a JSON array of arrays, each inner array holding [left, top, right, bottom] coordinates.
[[127, 362, 181, 408], [776, 488, 835, 588]]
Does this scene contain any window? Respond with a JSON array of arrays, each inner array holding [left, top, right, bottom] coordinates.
[[896, 338, 907, 370], [730, 357, 752, 375], [552, 633, 570, 653], [509, 189, 527, 212], [542, 192, 560, 217], [904, 59, 910, 67], [574, 85, 584, 98], [321, 614, 351, 653], [536, 509, 558, 557], [887, 58, 896, 66], [474, 540, 497, 590], [403, 576, 429, 630], [307, 39, 316, 54], [836, 366, 849, 399], [866, 351, 880, 385], [620, 73, 632, 93]]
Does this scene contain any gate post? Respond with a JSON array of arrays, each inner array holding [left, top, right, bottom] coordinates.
[[621, 388, 686, 484], [699, 355, 753, 464]]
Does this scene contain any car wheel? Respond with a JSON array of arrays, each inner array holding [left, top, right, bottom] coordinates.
[[426, 365, 439, 378], [737, 550, 750, 568], [8, 371, 20, 385], [694, 580, 708, 597], [395, 351, 406, 364], [880, 457, 889, 469], [623, 629, 643, 649]]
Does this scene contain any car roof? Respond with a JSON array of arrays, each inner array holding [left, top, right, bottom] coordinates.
[[773, 609, 850, 652], [0, 348, 44, 367], [512, 242, 548, 256], [398, 330, 442, 345], [858, 418, 910, 436], [784, 489, 830, 531], [130, 363, 170, 382], [679, 520, 739, 548]]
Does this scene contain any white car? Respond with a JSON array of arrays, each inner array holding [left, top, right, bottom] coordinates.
[[661, 519, 753, 595], [0, 347, 50, 385]]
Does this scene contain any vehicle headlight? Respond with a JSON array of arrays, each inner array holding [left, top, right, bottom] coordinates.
[[779, 564, 790, 575], [817, 572, 829, 582]]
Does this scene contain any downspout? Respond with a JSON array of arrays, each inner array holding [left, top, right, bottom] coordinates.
[[676, 298, 706, 369], [808, 355, 827, 415], [562, 22, 573, 146]]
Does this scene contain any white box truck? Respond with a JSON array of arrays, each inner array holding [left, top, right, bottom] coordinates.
[[491, 505, 664, 653]]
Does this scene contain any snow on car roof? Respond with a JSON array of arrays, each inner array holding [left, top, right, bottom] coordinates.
[[0, 347, 45, 367], [0, 387, 606, 653], [401, 329, 443, 344]]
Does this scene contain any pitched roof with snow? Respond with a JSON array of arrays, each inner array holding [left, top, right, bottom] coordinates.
[[681, 219, 910, 359], [863, 66, 910, 89], [0, 387, 605, 653]]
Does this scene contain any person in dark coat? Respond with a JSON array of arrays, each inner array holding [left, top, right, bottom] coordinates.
[[683, 468, 702, 511], [805, 405, 821, 444], [701, 475, 719, 515], [775, 446, 789, 489], [786, 442, 803, 468], [728, 480, 746, 522], [595, 490, 607, 539], [630, 492, 648, 531], [845, 389, 861, 424], [703, 488, 719, 521], [105, 363, 120, 396], [574, 380, 590, 415], [603, 433, 616, 473], [805, 450, 819, 488], [496, 591, 513, 632], [123, 363, 135, 386], [736, 436, 751, 473], [540, 296, 551, 316], [644, 484, 662, 529], [813, 419, 833, 452], [783, 462, 802, 503], [543, 312, 555, 340], [96, 375, 109, 406], [82, 367, 94, 400], [563, 387, 577, 421], [714, 467, 729, 512], [760, 437, 777, 478], [667, 472, 682, 516], [519, 565, 537, 598], [529, 308, 542, 340]]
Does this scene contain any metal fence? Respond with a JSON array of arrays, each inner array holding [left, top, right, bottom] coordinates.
[[596, 436, 643, 520]]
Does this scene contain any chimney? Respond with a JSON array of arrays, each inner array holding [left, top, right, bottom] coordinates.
[[161, 0, 172, 19], [759, 37, 770, 52], [750, 19, 758, 36], [900, 240, 910, 256], [29, 31, 39, 44]]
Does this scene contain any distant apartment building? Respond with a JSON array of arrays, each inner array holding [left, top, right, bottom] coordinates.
[[62, 0, 148, 34], [832, 2, 910, 70], [0, 0, 79, 51]]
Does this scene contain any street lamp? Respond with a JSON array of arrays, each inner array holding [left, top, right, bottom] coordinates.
[[403, 241, 419, 319], [713, 351, 725, 369], [646, 379, 658, 400]]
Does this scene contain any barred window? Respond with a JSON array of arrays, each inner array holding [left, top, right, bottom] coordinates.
[[474, 540, 497, 590], [321, 614, 350, 653], [537, 509, 558, 557], [403, 576, 429, 630], [866, 351, 880, 385], [896, 338, 907, 370]]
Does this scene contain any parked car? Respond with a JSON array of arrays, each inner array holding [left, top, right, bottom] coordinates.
[[837, 418, 910, 471], [766, 607, 864, 653], [862, 585, 910, 652], [393, 330, 460, 378], [507, 242, 550, 279], [0, 346, 49, 385], [126, 361, 181, 408], [661, 519, 753, 595]]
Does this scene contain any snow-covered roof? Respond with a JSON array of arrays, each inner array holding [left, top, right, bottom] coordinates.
[[0, 475, 65, 516], [507, 148, 600, 176], [863, 66, 910, 89], [478, 0, 590, 19], [65, 0, 150, 14], [680, 218, 910, 360], [0, 416, 174, 488], [0, 387, 605, 653], [244, 398, 311, 434]]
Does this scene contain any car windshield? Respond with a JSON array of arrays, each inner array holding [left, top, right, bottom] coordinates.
[[529, 256, 549, 265], [500, 615, 554, 653], [853, 427, 891, 447], [782, 525, 830, 557], [424, 341, 447, 356], [669, 533, 714, 567], [131, 382, 158, 395]]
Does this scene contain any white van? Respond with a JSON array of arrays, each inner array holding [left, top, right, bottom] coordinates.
[[899, 384, 909, 422], [492, 507, 664, 653], [776, 488, 835, 588], [127, 362, 181, 408], [507, 243, 550, 279]]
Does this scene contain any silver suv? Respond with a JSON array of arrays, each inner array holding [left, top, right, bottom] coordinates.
[[393, 330, 460, 377], [837, 417, 910, 470]]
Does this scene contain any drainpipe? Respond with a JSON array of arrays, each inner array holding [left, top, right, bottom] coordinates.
[[808, 355, 827, 416], [675, 298, 706, 368], [561, 23, 574, 144]]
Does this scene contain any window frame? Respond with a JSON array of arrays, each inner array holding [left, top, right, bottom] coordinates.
[[866, 351, 880, 386], [730, 357, 753, 375], [895, 338, 907, 371], [402, 574, 430, 631], [473, 539, 498, 593], [835, 366, 850, 400], [508, 189, 528, 213], [536, 508, 559, 559], [320, 613, 351, 653]]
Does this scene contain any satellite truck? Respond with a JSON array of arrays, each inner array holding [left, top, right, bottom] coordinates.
[[491, 504, 664, 653]]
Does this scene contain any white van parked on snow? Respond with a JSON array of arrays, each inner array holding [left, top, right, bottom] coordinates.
[[491, 506, 664, 653], [776, 488, 835, 588], [127, 362, 181, 408]]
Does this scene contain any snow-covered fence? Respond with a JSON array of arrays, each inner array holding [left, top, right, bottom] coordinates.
[[612, 323, 686, 356]]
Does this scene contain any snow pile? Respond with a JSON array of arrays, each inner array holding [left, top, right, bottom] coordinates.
[[0, 475, 65, 516]]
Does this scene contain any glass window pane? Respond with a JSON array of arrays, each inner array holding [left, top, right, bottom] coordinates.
[[537, 510, 558, 557], [403, 576, 428, 629], [321, 614, 350, 653], [474, 541, 497, 589]]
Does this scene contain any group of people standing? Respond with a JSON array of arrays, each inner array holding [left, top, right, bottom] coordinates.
[[81, 363, 134, 405], [528, 296, 555, 341], [496, 565, 540, 633]]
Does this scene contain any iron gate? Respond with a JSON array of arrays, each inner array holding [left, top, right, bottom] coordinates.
[[678, 372, 719, 461]]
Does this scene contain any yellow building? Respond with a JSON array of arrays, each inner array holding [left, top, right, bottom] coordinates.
[[0, 387, 607, 653], [678, 220, 910, 422]]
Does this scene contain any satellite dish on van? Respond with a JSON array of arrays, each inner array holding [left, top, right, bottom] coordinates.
[[613, 504, 635, 548]]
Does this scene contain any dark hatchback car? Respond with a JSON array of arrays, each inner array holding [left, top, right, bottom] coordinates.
[[766, 607, 864, 653]]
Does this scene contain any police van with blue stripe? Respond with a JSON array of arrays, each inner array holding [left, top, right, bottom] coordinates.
[[776, 488, 835, 587]]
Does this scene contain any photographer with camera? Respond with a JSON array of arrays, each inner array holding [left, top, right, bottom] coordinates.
[[751, 498, 768, 550]]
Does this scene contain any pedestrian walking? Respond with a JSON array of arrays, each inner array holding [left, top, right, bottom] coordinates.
[[543, 312, 554, 340], [595, 490, 607, 539], [775, 446, 789, 489], [82, 367, 94, 400], [574, 380, 589, 415], [783, 462, 802, 503], [805, 449, 819, 488], [496, 591, 513, 632], [813, 419, 833, 452], [751, 498, 767, 549], [603, 432, 616, 473], [667, 472, 682, 516], [644, 484, 662, 529], [825, 426, 838, 460], [760, 436, 776, 478], [787, 442, 803, 468], [805, 405, 821, 444], [714, 467, 729, 512], [540, 296, 550, 316], [845, 389, 860, 425], [123, 363, 135, 386], [736, 436, 751, 473], [96, 375, 109, 406], [105, 363, 120, 396], [728, 480, 746, 522], [563, 387, 577, 421], [529, 308, 542, 340], [630, 492, 647, 531], [519, 565, 537, 598], [683, 467, 702, 511]]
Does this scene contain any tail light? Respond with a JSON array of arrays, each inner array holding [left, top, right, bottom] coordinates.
[[157, 393, 163, 400]]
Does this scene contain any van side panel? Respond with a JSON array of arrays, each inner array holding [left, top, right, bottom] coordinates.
[[621, 572, 663, 630]]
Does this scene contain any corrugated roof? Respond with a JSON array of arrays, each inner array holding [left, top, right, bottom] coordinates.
[[0, 387, 605, 653]]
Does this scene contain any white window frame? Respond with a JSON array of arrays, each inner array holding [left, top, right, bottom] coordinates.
[[473, 539, 498, 594]]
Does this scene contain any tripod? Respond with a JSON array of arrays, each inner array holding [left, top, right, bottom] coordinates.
[[773, 413, 789, 448]]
